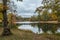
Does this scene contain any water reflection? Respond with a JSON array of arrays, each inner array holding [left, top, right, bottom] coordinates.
[[18, 22, 60, 34], [18, 25, 38, 33]]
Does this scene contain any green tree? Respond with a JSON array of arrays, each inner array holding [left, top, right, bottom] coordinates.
[[30, 16, 38, 21], [42, 0, 60, 21], [35, 0, 59, 21], [35, 0, 59, 34]]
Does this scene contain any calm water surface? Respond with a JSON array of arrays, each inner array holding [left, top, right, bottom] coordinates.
[[17, 21, 60, 34]]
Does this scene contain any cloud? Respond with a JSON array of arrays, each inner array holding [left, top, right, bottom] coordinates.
[[17, 13, 34, 18], [11, 0, 42, 18], [17, 13, 38, 18], [0, 0, 3, 3]]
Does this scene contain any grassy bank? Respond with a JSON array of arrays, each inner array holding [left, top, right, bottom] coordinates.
[[0, 27, 60, 40]]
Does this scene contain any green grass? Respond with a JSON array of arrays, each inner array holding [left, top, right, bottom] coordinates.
[[0, 27, 60, 40]]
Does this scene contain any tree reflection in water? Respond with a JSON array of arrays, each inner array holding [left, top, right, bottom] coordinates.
[[18, 22, 60, 34]]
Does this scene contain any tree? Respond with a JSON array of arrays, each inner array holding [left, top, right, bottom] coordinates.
[[0, 12, 3, 20], [35, 0, 60, 21], [35, 7, 51, 21], [8, 13, 16, 28], [35, 0, 60, 34], [42, 0, 60, 21], [30, 16, 38, 21], [35, 6, 44, 21], [2, 0, 23, 36], [49, 13, 57, 21], [0, 3, 3, 12], [2, 0, 12, 36]]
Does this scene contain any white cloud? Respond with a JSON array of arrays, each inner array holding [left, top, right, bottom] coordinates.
[[11, 0, 42, 18], [17, 13, 38, 18], [0, 0, 3, 3]]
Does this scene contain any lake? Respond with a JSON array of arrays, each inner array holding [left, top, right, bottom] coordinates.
[[16, 21, 60, 34]]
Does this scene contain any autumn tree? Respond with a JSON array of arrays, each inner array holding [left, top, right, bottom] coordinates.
[[8, 13, 17, 28], [35, 0, 60, 34], [2, 0, 23, 36], [35, 0, 60, 21], [42, 0, 60, 21]]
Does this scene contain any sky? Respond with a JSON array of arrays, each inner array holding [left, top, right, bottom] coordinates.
[[1, 0, 43, 18], [0, 0, 2, 3]]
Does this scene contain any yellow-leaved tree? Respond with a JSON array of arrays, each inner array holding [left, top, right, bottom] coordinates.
[[2, 0, 23, 36]]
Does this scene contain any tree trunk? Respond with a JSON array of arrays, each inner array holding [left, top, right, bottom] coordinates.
[[2, 0, 12, 36]]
